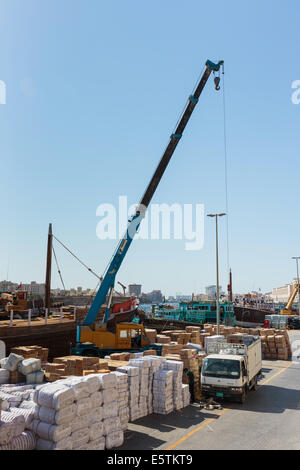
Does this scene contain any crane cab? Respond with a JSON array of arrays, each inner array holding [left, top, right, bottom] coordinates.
[[75, 322, 151, 357]]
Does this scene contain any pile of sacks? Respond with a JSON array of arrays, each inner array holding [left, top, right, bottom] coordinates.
[[116, 355, 190, 418], [163, 360, 183, 410], [0, 385, 36, 450], [32, 373, 124, 450], [0, 353, 44, 385]]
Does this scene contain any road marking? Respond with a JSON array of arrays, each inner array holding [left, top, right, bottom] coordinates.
[[166, 408, 229, 450], [260, 361, 293, 385], [166, 361, 293, 450]]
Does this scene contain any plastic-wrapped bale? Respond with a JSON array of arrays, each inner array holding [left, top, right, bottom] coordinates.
[[118, 406, 129, 431], [204, 335, 225, 353], [153, 370, 174, 415], [96, 373, 117, 390], [0, 409, 26, 436], [26, 370, 45, 385], [34, 403, 77, 426], [129, 358, 151, 418], [33, 383, 76, 410], [103, 401, 118, 420], [85, 436, 105, 450], [2, 353, 24, 372], [71, 412, 93, 434], [18, 358, 41, 376], [76, 396, 92, 417], [102, 387, 117, 405], [60, 376, 94, 400], [19, 400, 36, 410], [163, 360, 184, 410], [71, 427, 90, 449], [0, 430, 36, 450], [89, 420, 104, 441], [0, 420, 15, 445], [9, 407, 35, 429], [182, 384, 191, 407], [105, 430, 124, 449], [36, 436, 73, 450], [0, 368, 10, 385], [0, 391, 22, 409], [31, 419, 72, 442], [103, 416, 121, 436]]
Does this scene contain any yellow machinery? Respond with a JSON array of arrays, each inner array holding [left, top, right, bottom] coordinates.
[[77, 322, 152, 356], [0, 290, 28, 313], [280, 284, 299, 315]]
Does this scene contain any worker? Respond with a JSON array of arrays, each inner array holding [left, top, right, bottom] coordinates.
[[184, 368, 195, 403]]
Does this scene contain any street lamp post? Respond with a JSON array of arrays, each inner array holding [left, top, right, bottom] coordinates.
[[207, 213, 226, 336], [292, 257, 300, 316]]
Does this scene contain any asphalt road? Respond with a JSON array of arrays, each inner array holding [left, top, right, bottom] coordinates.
[[121, 331, 300, 450]]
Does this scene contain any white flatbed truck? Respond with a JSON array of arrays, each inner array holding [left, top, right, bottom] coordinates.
[[201, 338, 262, 404]]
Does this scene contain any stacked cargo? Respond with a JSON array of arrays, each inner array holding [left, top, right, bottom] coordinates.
[[129, 358, 151, 418], [145, 328, 157, 343], [110, 371, 129, 430], [163, 360, 183, 410], [153, 370, 174, 415], [33, 373, 124, 450], [156, 334, 171, 344], [11, 346, 48, 363], [0, 353, 45, 385], [44, 356, 110, 381], [0, 406, 36, 450], [182, 384, 190, 407], [116, 365, 140, 422]]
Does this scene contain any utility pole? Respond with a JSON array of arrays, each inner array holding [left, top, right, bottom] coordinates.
[[207, 213, 226, 335], [45, 223, 52, 312], [292, 257, 300, 316]]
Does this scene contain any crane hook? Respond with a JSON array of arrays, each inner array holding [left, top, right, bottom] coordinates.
[[214, 76, 221, 91]]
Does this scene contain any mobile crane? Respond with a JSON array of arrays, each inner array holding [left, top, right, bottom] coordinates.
[[280, 283, 299, 315], [72, 59, 224, 357]]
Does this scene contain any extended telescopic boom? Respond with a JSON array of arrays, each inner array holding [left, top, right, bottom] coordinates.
[[80, 59, 224, 333]]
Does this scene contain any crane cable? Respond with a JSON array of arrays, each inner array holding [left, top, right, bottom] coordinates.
[[52, 245, 66, 293], [222, 70, 230, 276], [52, 234, 101, 281]]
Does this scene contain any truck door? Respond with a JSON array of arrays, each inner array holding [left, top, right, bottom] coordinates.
[[117, 328, 131, 350]]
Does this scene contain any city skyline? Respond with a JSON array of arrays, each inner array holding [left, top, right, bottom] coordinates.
[[0, 1, 299, 297]]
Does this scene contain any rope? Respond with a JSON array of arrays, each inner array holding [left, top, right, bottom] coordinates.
[[52, 234, 101, 281], [52, 245, 66, 293], [222, 71, 230, 275]]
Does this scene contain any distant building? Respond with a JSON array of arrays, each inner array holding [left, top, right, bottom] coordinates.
[[270, 283, 299, 303], [145, 290, 163, 303], [205, 285, 222, 300], [77, 287, 83, 294], [21, 281, 45, 296], [128, 284, 142, 297], [0, 280, 19, 292]]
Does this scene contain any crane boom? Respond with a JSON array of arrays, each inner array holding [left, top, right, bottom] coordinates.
[[79, 59, 223, 336]]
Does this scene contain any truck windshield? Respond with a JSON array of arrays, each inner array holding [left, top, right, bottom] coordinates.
[[202, 358, 241, 379]]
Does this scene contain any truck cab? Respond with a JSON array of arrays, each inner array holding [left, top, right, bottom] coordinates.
[[201, 339, 262, 403]]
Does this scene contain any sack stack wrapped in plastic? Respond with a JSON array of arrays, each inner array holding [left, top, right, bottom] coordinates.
[[116, 365, 140, 422], [110, 371, 129, 431], [182, 384, 191, 407], [33, 373, 124, 450], [129, 358, 151, 419], [153, 370, 174, 415], [163, 360, 184, 410], [0, 406, 36, 450]]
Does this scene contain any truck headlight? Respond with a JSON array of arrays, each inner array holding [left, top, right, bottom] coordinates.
[[201, 385, 210, 389], [231, 387, 242, 392]]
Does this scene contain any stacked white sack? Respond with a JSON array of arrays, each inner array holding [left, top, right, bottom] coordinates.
[[97, 373, 123, 449], [116, 365, 140, 422], [163, 360, 184, 410], [145, 356, 166, 414], [153, 370, 174, 415], [129, 358, 152, 418], [182, 384, 191, 407], [33, 382, 75, 450], [110, 371, 129, 430], [0, 407, 36, 450], [0, 383, 36, 410]]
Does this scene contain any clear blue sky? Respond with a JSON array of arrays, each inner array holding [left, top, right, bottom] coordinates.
[[0, 0, 299, 297]]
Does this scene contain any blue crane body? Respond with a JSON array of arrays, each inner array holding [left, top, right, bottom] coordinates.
[[75, 59, 224, 352]]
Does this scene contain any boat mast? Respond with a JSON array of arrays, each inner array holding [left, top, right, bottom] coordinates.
[[45, 223, 52, 311]]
